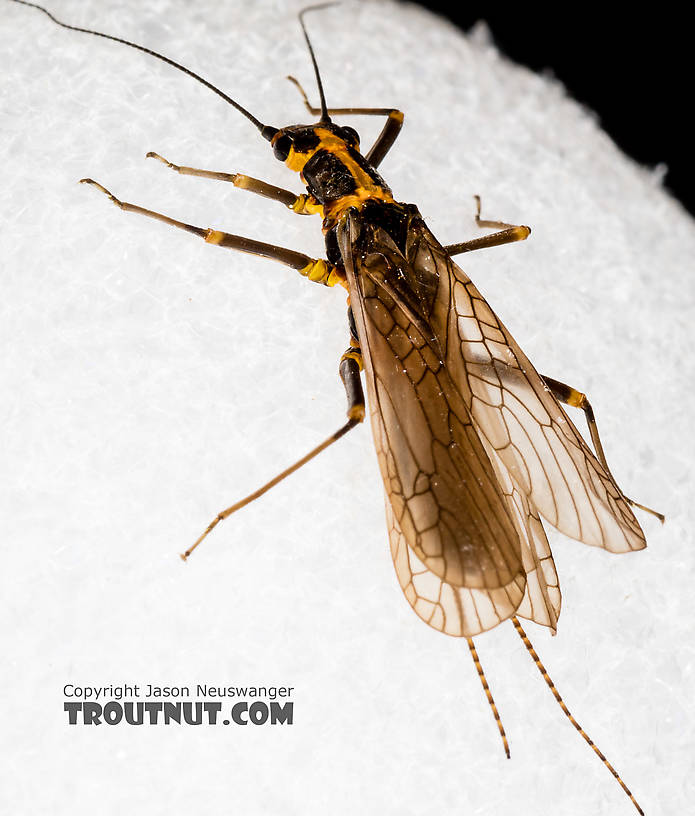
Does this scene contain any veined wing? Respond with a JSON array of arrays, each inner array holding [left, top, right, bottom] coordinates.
[[382, 391, 562, 637], [341, 212, 527, 590], [337, 203, 642, 636], [384, 448, 561, 636], [402, 216, 646, 554], [339, 207, 561, 636]]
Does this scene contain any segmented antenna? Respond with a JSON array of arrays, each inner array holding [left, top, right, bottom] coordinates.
[[298, 3, 338, 123], [9, 0, 278, 141], [511, 617, 644, 815]]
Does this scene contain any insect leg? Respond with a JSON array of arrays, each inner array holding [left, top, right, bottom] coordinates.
[[444, 195, 531, 256], [184, 417, 360, 562], [444, 228, 530, 256], [512, 617, 645, 815], [80, 178, 343, 284], [77, 183, 364, 558], [472, 194, 519, 230], [543, 375, 665, 522], [339, 344, 365, 422], [145, 152, 322, 215], [286, 76, 404, 168], [185, 320, 365, 559], [339, 308, 366, 422]]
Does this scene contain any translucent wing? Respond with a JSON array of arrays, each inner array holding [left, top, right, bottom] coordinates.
[[338, 209, 537, 636], [492, 449, 561, 631], [403, 219, 646, 554], [368, 298, 561, 635], [382, 419, 561, 636], [348, 248, 527, 595], [338, 204, 643, 638], [365, 328, 529, 635]]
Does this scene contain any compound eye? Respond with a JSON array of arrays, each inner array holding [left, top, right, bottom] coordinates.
[[341, 126, 360, 147], [272, 133, 292, 161]]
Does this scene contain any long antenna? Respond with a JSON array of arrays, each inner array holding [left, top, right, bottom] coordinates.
[[8, 0, 278, 141], [298, 4, 337, 123]]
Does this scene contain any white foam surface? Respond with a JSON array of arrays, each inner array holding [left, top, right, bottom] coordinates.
[[1, 1, 693, 814]]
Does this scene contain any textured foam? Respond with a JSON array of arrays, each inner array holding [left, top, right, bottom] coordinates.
[[1, 1, 692, 814]]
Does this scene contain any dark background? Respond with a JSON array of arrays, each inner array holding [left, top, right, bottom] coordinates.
[[407, 2, 690, 215]]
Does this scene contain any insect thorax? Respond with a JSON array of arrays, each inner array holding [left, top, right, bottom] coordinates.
[[302, 143, 391, 208], [275, 124, 395, 226], [324, 199, 416, 269]]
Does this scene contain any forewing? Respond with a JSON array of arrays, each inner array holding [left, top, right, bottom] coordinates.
[[385, 497, 526, 636], [382, 411, 561, 636], [338, 204, 639, 637], [340, 216, 525, 596], [406, 219, 646, 554]]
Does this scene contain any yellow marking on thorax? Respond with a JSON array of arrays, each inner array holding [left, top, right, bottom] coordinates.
[[285, 127, 394, 224], [285, 146, 311, 173], [322, 191, 386, 225]]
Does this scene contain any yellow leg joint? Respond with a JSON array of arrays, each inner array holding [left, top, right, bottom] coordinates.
[[291, 195, 307, 214], [566, 388, 586, 409], [205, 229, 225, 245], [341, 348, 364, 371], [291, 194, 324, 216], [511, 225, 531, 241], [298, 259, 346, 288], [348, 403, 366, 422]]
